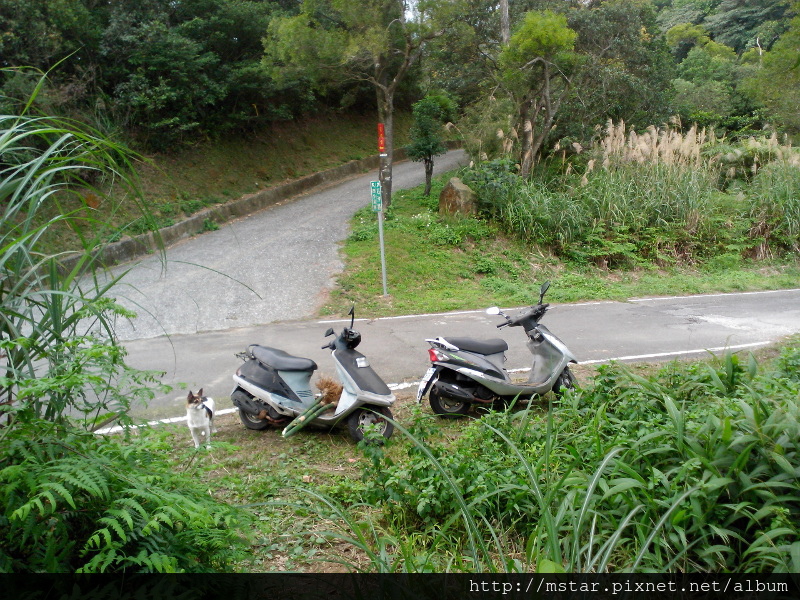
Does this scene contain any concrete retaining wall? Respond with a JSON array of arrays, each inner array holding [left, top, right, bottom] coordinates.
[[65, 141, 461, 271], [84, 151, 386, 269]]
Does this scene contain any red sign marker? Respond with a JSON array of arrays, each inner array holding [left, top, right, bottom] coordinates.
[[377, 123, 386, 154]]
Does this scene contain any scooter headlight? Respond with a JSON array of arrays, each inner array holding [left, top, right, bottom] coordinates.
[[343, 328, 362, 348]]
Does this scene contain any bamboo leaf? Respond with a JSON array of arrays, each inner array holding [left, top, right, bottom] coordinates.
[[601, 477, 644, 501]]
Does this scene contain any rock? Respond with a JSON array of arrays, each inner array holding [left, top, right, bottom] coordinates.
[[439, 177, 477, 216]]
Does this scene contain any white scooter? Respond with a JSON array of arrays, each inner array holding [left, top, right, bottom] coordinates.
[[416, 281, 577, 417], [231, 308, 395, 441]]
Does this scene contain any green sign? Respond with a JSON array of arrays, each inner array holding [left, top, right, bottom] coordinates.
[[370, 180, 382, 212]]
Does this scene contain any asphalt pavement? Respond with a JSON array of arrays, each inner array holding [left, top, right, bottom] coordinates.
[[123, 287, 800, 420], [108, 150, 469, 341], [106, 149, 800, 421]]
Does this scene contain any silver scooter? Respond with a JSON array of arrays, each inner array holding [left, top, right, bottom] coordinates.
[[416, 281, 577, 417], [231, 308, 395, 441]]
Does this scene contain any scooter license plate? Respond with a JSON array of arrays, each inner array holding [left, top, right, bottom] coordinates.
[[416, 367, 436, 403]]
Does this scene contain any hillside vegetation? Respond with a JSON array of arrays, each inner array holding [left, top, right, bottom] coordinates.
[[40, 112, 411, 250], [2, 0, 800, 577]]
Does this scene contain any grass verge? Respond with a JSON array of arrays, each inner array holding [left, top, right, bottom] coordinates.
[[132, 338, 799, 572], [321, 173, 800, 318]]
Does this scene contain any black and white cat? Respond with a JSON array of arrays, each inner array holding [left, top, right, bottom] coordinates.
[[186, 389, 216, 449]]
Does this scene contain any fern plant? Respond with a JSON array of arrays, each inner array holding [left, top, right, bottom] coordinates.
[[0, 420, 251, 573]]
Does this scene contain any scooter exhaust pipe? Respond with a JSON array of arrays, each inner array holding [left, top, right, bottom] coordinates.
[[433, 381, 493, 404], [232, 389, 290, 424]]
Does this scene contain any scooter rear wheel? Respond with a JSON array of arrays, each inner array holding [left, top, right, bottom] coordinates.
[[238, 408, 270, 430], [552, 367, 575, 397], [347, 406, 393, 443], [429, 388, 470, 417]]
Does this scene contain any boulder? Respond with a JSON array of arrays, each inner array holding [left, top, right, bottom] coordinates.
[[439, 177, 477, 216]]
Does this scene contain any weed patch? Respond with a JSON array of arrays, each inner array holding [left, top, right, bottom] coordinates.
[[324, 169, 799, 319], [133, 340, 800, 573]]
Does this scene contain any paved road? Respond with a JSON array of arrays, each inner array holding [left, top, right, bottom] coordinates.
[[105, 151, 800, 422], [109, 150, 469, 341], [124, 288, 800, 420]]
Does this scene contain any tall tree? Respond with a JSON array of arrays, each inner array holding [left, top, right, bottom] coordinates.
[[405, 94, 456, 196], [265, 0, 462, 208], [497, 10, 578, 177], [743, 1, 800, 133], [558, 0, 674, 143]]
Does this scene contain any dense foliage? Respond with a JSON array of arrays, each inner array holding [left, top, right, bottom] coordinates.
[[329, 344, 800, 572], [1, 0, 798, 151], [0, 422, 250, 572], [0, 0, 338, 148], [463, 122, 800, 267]]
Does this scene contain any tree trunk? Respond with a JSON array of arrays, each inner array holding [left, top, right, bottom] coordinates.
[[519, 62, 569, 178], [519, 98, 535, 178], [500, 0, 510, 45], [423, 157, 434, 196], [377, 86, 394, 209]]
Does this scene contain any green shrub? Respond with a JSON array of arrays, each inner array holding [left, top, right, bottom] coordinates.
[[348, 346, 800, 572], [0, 422, 251, 573], [748, 159, 800, 256], [464, 123, 798, 267], [461, 158, 522, 214]]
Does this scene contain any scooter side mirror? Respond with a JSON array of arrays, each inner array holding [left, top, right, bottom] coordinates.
[[486, 306, 501, 315], [324, 327, 335, 337], [539, 281, 551, 303]]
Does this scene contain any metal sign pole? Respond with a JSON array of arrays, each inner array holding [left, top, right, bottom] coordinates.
[[377, 209, 388, 297], [370, 181, 388, 296]]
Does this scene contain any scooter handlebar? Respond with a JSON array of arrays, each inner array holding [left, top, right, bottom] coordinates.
[[497, 304, 549, 327]]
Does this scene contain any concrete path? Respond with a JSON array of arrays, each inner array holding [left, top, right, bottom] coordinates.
[[123, 288, 800, 420], [108, 150, 468, 341]]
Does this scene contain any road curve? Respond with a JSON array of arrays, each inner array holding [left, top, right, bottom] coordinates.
[[108, 150, 468, 341]]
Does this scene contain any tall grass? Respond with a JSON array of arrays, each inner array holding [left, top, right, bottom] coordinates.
[[0, 71, 250, 574], [1, 68, 163, 428], [466, 120, 800, 267], [309, 344, 800, 572], [748, 156, 800, 257]]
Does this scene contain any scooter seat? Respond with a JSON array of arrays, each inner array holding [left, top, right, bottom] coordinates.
[[444, 337, 508, 355], [251, 345, 318, 371]]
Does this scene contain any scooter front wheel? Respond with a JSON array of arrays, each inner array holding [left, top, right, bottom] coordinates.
[[429, 388, 470, 417], [238, 408, 270, 430], [347, 406, 393, 443], [552, 367, 575, 397]]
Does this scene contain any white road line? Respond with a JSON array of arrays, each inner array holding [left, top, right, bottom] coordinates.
[[96, 407, 239, 435], [629, 288, 800, 302], [517, 340, 771, 370], [319, 288, 800, 324], [317, 301, 614, 324], [98, 339, 773, 434]]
